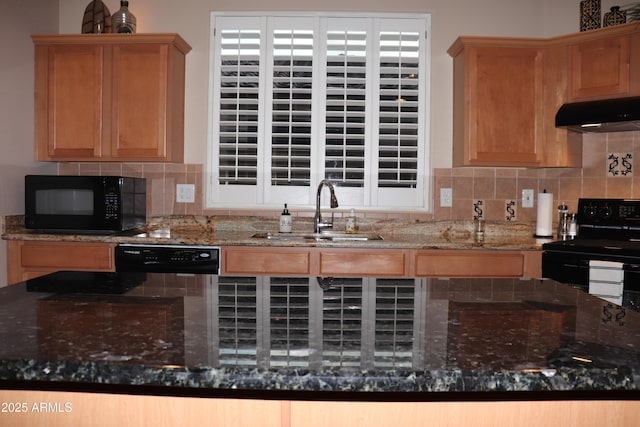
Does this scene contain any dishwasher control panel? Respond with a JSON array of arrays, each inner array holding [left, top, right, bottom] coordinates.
[[115, 244, 220, 274]]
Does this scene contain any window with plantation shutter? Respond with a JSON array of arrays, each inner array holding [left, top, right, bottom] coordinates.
[[208, 13, 430, 210]]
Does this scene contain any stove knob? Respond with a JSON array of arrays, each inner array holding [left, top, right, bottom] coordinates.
[[600, 204, 613, 219], [583, 203, 597, 218]]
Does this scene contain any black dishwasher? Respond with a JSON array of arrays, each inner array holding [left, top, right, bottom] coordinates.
[[115, 244, 220, 274]]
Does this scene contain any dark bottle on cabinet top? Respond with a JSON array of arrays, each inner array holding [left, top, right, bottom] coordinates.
[[112, 1, 136, 33], [603, 6, 626, 27]]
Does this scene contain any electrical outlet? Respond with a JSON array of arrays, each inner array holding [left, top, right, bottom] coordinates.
[[440, 188, 452, 207], [522, 189, 534, 208], [176, 184, 195, 203]]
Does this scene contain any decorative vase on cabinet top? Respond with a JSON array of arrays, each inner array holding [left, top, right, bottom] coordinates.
[[580, 0, 601, 31], [112, 0, 137, 34], [603, 6, 627, 27], [81, 0, 111, 34]]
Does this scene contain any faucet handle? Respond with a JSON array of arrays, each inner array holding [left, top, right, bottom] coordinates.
[[317, 221, 333, 231], [317, 211, 335, 231]]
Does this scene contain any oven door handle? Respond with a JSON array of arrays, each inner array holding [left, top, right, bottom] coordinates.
[[563, 259, 590, 268]]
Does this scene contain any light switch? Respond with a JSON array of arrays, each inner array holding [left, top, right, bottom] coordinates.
[[176, 184, 196, 203], [522, 189, 534, 208], [440, 188, 452, 207]]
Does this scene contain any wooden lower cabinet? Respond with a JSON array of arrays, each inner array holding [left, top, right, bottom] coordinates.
[[222, 247, 312, 275], [0, 390, 637, 427], [6, 243, 542, 284], [221, 247, 542, 278], [222, 247, 409, 277], [290, 400, 640, 427], [414, 250, 541, 277], [7, 240, 116, 284], [318, 249, 407, 277], [0, 390, 284, 427]]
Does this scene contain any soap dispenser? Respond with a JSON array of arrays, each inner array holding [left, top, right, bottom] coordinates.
[[279, 204, 292, 233], [345, 208, 359, 234]]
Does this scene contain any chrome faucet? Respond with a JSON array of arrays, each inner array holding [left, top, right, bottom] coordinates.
[[314, 179, 339, 233]]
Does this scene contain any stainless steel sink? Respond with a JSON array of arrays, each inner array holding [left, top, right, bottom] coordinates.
[[318, 231, 383, 241], [251, 231, 383, 242], [251, 232, 321, 241]]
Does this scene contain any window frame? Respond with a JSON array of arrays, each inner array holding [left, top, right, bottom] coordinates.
[[206, 11, 431, 212]]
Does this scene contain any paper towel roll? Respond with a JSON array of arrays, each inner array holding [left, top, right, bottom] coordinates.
[[535, 192, 554, 237]]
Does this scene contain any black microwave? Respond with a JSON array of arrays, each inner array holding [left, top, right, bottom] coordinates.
[[25, 175, 146, 234]]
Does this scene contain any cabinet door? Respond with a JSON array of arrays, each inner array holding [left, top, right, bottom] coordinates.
[[452, 45, 544, 167], [318, 249, 407, 277], [222, 247, 312, 275], [110, 44, 171, 160], [33, 34, 189, 163], [7, 240, 116, 284], [570, 34, 630, 100], [0, 390, 285, 427], [415, 250, 524, 277], [35, 44, 104, 160]]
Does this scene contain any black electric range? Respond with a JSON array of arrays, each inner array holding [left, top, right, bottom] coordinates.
[[542, 198, 640, 291]]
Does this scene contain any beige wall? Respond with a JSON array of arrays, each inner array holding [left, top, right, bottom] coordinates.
[[0, 1, 59, 286]]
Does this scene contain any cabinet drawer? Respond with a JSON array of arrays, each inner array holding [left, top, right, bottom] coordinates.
[[20, 241, 116, 270], [222, 247, 311, 275], [415, 251, 524, 277], [319, 250, 406, 277]]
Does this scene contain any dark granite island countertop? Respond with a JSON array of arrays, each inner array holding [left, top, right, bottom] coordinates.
[[1, 271, 639, 402]]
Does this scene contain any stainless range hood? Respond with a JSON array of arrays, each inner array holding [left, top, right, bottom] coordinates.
[[555, 96, 640, 133]]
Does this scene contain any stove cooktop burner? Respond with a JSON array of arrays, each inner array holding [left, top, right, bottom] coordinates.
[[543, 238, 640, 258], [575, 198, 640, 240]]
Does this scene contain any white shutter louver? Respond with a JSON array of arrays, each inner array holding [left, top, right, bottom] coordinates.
[[325, 30, 367, 187], [378, 31, 420, 189], [218, 29, 261, 185], [271, 30, 314, 186]]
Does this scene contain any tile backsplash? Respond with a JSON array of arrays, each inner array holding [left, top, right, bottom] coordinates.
[[434, 131, 640, 222], [58, 130, 639, 223], [58, 163, 203, 216]]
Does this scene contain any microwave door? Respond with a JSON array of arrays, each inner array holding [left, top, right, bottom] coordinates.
[[25, 175, 145, 234], [25, 175, 110, 232], [35, 188, 95, 216]]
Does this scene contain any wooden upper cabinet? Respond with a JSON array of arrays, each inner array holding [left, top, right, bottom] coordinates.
[[35, 43, 104, 159], [448, 23, 640, 168], [569, 34, 631, 100], [32, 34, 191, 162], [449, 39, 546, 167], [569, 25, 640, 101]]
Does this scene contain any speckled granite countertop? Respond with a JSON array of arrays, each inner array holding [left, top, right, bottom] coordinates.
[[1, 272, 639, 400], [2, 215, 549, 250]]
